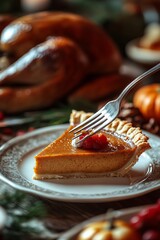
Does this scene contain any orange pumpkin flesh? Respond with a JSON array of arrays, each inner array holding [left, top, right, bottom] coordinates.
[[133, 84, 160, 122]]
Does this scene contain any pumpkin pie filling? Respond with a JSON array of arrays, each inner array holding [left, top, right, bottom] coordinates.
[[33, 110, 150, 179]]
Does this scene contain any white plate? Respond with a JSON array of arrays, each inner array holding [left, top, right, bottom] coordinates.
[[59, 205, 148, 239], [0, 124, 160, 202]]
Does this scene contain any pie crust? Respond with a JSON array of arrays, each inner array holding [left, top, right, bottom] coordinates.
[[33, 110, 150, 179]]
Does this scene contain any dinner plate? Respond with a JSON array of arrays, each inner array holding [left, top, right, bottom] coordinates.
[[59, 205, 147, 239], [0, 124, 160, 202]]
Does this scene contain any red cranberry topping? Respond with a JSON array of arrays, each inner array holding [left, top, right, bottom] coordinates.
[[80, 132, 108, 150]]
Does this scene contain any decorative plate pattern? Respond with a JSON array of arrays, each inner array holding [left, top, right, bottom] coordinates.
[[0, 125, 160, 202]]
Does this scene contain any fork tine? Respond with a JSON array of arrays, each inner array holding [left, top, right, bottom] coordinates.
[[72, 115, 108, 141], [69, 108, 104, 133], [73, 113, 104, 134], [76, 118, 113, 144], [92, 117, 116, 135], [85, 115, 108, 131], [72, 132, 84, 140]]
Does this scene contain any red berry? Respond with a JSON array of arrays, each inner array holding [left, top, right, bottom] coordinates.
[[130, 215, 144, 230], [142, 230, 160, 240], [80, 132, 108, 150], [140, 206, 157, 219], [130, 202, 160, 236], [139, 206, 160, 229]]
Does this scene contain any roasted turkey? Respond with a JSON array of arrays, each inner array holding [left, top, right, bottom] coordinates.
[[0, 11, 123, 113]]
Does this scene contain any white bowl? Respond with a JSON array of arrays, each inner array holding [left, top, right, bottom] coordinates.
[[126, 39, 160, 64]]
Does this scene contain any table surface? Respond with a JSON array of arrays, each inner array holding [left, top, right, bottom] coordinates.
[[42, 188, 160, 229], [0, 174, 160, 239]]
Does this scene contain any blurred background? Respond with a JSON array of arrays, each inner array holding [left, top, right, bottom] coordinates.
[[0, 0, 159, 133], [0, 0, 160, 56]]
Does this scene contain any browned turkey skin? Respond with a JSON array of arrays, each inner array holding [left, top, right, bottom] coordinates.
[[0, 12, 122, 113], [0, 37, 89, 112], [0, 37, 88, 86]]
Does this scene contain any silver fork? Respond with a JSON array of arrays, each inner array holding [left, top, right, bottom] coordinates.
[[70, 62, 160, 143]]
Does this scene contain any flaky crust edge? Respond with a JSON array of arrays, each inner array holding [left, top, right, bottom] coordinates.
[[70, 110, 151, 157]]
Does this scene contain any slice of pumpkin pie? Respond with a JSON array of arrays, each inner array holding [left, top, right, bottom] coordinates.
[[33, 110, 150, 180]]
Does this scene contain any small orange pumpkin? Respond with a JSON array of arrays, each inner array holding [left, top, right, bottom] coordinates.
[[133, 83, 160, 121], [76, 220, 141, 240]]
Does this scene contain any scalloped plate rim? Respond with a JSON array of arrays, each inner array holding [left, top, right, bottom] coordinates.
[[0, 124, 160, 203]]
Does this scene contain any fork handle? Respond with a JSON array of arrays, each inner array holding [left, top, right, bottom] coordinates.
[[117, 63, 160, 101]]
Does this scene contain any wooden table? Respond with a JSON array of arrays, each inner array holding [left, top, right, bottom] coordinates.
[[42, 188, 160, 232], [0, 179, 159, 239]]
